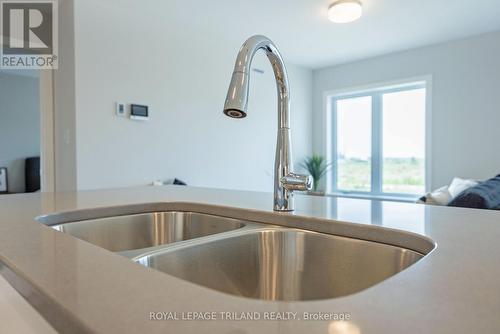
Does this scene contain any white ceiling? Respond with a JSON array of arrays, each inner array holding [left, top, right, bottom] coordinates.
[[159, 0, 500, 69]]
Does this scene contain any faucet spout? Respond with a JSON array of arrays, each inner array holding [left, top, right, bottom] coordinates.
[[223, 35, 312, 211]]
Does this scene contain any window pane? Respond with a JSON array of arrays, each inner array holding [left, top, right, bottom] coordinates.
[[336, 96, 372, 192], [382, 88, 426, 194]]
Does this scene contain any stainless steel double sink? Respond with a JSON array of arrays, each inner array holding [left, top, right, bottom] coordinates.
[[45, 210, 432, 301]]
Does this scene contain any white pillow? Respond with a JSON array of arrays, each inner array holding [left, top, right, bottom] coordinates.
[[448, 177, 479, 198], [424, 186, 453, 206]]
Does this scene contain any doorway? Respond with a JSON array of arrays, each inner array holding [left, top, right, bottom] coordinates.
[[0, 69, 54, 194]]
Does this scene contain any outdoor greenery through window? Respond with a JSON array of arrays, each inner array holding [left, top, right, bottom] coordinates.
[[331, 83, 427, 196]]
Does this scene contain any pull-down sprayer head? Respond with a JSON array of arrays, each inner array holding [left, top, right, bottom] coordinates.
[[223, 71, 249, 118]]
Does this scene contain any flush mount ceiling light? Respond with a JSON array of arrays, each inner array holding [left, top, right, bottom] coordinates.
[[328, 0, 363, 23]]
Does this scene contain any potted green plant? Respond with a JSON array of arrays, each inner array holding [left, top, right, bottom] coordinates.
[[300, 154, 331, 195]]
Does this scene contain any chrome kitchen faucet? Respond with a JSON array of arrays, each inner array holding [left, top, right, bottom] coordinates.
[[223, 35, 312, 211]]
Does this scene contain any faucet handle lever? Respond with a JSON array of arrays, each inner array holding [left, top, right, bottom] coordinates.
[[281, 173, 313, 192]]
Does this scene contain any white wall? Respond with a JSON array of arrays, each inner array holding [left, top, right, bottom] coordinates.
[[0, 73, 40, 193], [313, 31, 500, 190], [73, 0, 313, 192], [53, 0, 78, 192]]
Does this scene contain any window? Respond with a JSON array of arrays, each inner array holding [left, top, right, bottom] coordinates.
[[330, 82, 427, 197]]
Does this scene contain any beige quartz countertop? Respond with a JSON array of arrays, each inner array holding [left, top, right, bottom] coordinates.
[[0, 185, 499, 333]]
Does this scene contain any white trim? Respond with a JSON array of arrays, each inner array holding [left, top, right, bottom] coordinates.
[[322, 75, 432, 99], [372, 94, 382, 193], [323, 90, 334, 194], [323, 75, 433, 196], [39, 70, 55, 192], [424, 77, 433, 192]]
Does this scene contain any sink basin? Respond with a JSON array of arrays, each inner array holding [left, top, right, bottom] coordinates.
[[43, 203, 433, 301], [51, 212, 246, 252], [135, 227, 424, 301]]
